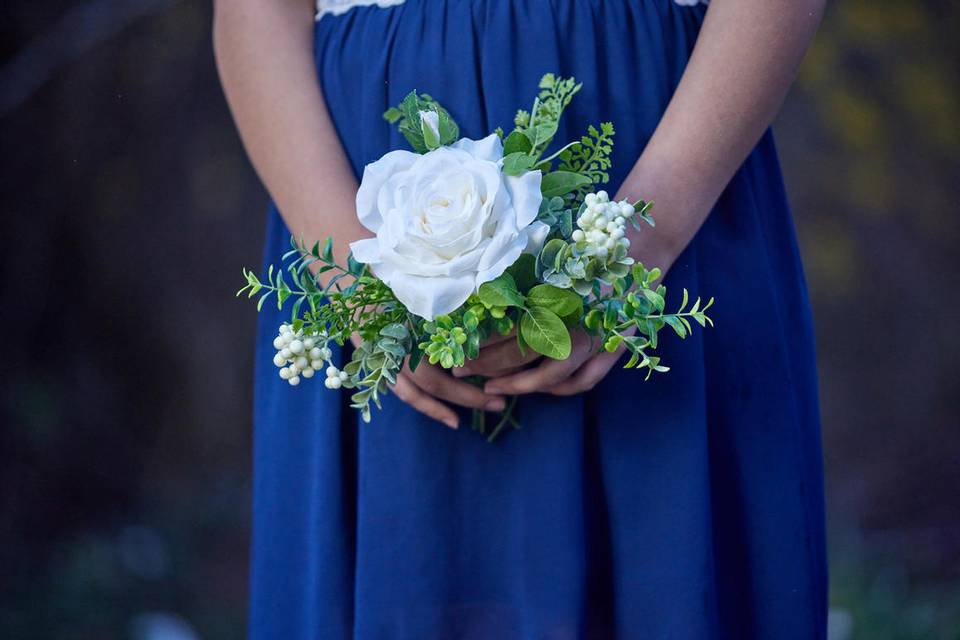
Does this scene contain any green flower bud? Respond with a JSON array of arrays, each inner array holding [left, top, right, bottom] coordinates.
[[585, 309, 602, 330]]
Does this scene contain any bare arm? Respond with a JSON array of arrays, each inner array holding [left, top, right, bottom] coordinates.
[[481, 0, 826, 396], [213, 0, 504, 427], [618, 0, 826, 273], [213, 0, 365, 268]]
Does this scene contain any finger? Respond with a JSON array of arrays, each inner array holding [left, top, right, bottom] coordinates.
[[483, 354, 585, 395], [480, 329, 515, 348], [410, 364, 507, 412], [452, 337, 540, 378], [392, 374, 460, 429], [483, 331, 595, 395], [476, 364, 529, 379], [546, 351, 621, 396]]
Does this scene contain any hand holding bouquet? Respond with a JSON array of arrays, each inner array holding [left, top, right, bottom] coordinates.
[[239, 74, 714, 441]]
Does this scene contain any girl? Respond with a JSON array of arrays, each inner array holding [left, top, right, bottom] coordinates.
[[215, 0, 827, 637]]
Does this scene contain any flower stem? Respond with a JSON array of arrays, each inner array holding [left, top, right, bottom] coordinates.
[[486, 395, 519, 443]]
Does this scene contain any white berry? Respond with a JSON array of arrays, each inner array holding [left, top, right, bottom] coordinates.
[[288, 375, 300, 386], [273, 353, 286, 367], [289, 339, 304, 354]]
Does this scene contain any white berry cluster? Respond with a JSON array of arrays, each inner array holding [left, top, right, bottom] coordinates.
[[323, 365, 349, 389], [272, 323, 332, 386], [570, 191, 634, 261]]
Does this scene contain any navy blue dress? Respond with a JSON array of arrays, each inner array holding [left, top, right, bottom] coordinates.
[[249, 1, 827, 638]]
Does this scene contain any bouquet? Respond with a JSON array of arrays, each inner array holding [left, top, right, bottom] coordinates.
[[238, 74, 714, 441]]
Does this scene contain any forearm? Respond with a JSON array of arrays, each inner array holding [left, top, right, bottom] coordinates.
[[617, 0, 825, 272], [213, 0, 367, 271]]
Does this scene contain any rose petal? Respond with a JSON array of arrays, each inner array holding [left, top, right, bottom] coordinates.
[[523, 221, 550, 254], [475, 231, 526, 286], [356, 150, 418, 232], [348, 237, 381, 265], [374, 261, 476, 320], [451, 133, 503, 163], [504, 170, 543, 228]]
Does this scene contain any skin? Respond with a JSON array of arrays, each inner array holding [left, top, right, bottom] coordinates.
[[214, 0, 825, 428]]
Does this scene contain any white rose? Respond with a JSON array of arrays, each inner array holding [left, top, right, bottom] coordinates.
[[349, 134, 549, 320]]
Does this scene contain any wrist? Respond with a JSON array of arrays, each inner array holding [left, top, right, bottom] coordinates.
[[614, 153, 707, 278]]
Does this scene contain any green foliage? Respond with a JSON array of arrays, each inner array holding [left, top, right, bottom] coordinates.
[[240, 73, 717, 439], [590, 262, 714, 380], [344, 325, 410, 423], [520, 306, 571, 360], [505, 253, 538, 293], [503, 130, 532, 155], [540, 171, 594, 198], [502, 152, 537, 176], [477, 272, 524, 308], [421, 316, 469, 369], [526, 284, 581, 316], [558, 122, 615, 197], [510, 73, 582, 162], [383, 91, 459, 153], [536, 196, 575, 239]]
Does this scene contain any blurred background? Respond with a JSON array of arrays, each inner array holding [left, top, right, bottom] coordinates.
[[1, 1, 957, 638]]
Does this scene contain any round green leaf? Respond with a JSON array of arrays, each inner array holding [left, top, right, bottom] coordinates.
[[503, 130, 533, 155], [540, 171, 593, 198], [526, 284, 582, 317], [478, 273, 524, 308], [502, 152, 536, 176], [520, 307, 571, 360]]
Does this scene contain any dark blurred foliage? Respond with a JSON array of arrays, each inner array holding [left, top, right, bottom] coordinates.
[[0, 1, 957, 638]]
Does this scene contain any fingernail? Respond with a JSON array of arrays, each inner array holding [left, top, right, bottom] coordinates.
[[443, 417, 459, 429], [485, 398, 506, 412], [485, 384, 503, 394], [452, 367, 469, 378]]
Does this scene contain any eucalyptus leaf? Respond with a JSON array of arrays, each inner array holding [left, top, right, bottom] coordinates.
[[538, 238, 567, 276], [379, 323, 409, 340]]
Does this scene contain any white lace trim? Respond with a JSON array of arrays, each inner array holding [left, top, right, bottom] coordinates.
[[316, 0, 708, 19], [316, 0, 405, 19]]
